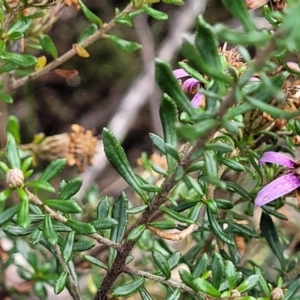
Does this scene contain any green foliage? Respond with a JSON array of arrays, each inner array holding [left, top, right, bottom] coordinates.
[[1, 0, 300, 299]]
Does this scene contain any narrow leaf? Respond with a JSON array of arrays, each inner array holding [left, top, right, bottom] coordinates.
[[260, 212, 285, 269], [103, 128, 147, 201], [39, 159, 67, 182], [106, 35, 141, 52], [155, 59, 194, 116], [160, 96, 178, 172], [40, 34, 58, 58], [113, 277, 144, 297], [44, 200, 82, 214], [78, 0, 103, 25], [58, 178, 82, 199], [152, 249, 171, 279]]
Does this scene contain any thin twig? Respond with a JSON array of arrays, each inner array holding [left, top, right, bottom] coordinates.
[[123, 265, 220, 300], [11, 3, 134, 90], [53, 244, 81, 300], [25, 188, 121, 250]]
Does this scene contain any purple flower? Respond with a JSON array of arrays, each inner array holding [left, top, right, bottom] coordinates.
[[173, 69, 205, 108], [254, 151, 300, 206]]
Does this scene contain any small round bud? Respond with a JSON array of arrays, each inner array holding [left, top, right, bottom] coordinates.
[[6, 169, 24, 188], [271, 287, 284, 300]]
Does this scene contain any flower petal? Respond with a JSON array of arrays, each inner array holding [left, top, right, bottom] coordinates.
[[254, 173, 300, 206], [173, 69, 189, 79], [286, 61, 300, 73], [259, 151, 296, 168], [182, 78, 200, 93], [191, 93, 204, 108]]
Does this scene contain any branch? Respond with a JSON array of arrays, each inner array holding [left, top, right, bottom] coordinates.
[[11, 3, 134, 90], [123, 265, 220, 300], [25, 188, 121, 250], [93, 25, 284, 300], [53, 243, 81, 300], [77, 0, 210, 200]]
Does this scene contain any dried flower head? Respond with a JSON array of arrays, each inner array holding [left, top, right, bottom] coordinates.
[[65, 124, 98, 173], [6, 169, 24, 188], [21, 124, 98, 173]]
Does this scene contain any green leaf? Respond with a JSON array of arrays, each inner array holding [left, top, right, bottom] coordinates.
[[0, 204, 20, 227], [97, 196, 110, 219], [6, 31, 24, 41], [192, 277, 222, 298], [139, 183, 161, 193], [177, 119, 217, 141], [212, 252, 224, 289], [214, 25, 271, 46], [160, 206, 194, 225], [179, 269, 199, 291], [30, 228, 43, 245], [7, 18, 32, 35], [78, 0, 103, 25], [225, 181, 253, 201], [0, 91, 13, 103], [40, 34, 58, 59], [149, 133, 166, 154], [160, 96, 178, 172], [3, 225, 35, 236], [114, 13, 132, 27], [82, 254, 108, 270], [195, 16, 222, 72], [44, 200, 82, 214], [54, 272, 68, 294], [43, 214, 58, 244], [207, 208, 234, 245], [260, 212, 285, 269], [6, 137, 20, 169], [155, 59, 194, 116], [254, 267, 270, 298], [237, 274, 259, 293], [58, 178, 82, 199], [152, 249, 171, 279], [205, 142, 234, 153], [62, 231, 75, 262], [72, 239, 95, 252], [221, 0, 256, 31], [113, 277, 144, 297], [110, 193, 128, 242], [103, 128, 147, 201], [25, 180, 55, 193], [215, 198, 234, 210], [218, 157, 245, 172], [17, 197, 30, 228], [109, 192, 128, 267], [246, 95, 299, 120], [66, 219, 96, 235], [166, 289, 181, 300], [77, 24, 98, 43], [203, 150, 218, 180], [149, 220, 176, 229], [225, 260, 236, 291], [283, 279, 300, 300], [91, 218, 118, 230], [141, 5, 168, 20], [5, 52, 37, 67], [21, 157, 32, 173], [0, 188, 13, 203], [39, 159, 67, 182], [181, 41, 232, 84], [164, 143, 180, 162], [192, 253, 208, 277], [106, 35, 141, 52], [127, 225, 146, 241], [127, 205, 147, 214]]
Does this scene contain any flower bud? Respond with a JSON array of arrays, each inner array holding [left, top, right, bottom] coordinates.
[[271, 287, 284, 300], [230, 290, 241, 298], [6, 169, 24, 188]]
